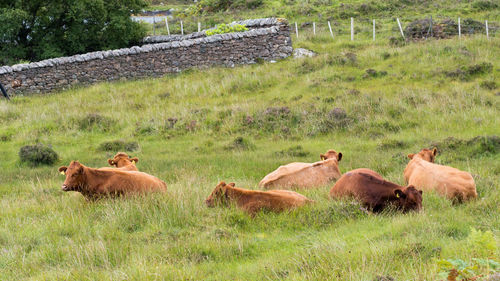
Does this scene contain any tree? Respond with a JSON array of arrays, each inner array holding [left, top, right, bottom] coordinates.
[[0, 0, 148, 65]]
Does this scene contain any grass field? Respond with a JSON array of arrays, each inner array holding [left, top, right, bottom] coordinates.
[[0, 32, 499, 280]]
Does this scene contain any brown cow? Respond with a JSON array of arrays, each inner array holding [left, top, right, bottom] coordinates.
[[107, 152, 139, 171], [404, 148, 477, 202], [330, 168, 423, 213], [58, 161, 166, 200], [259, 149, 343, 189], [205, 181, 313, 216]]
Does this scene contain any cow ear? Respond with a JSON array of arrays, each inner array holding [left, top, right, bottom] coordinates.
[[228, 182, 236, 187], [320, 154, 326, 160], [407, 153, 415, 159], [219, 181, 226, 187], [58, 166, 67, 175], [432, 148, 437, 156], [394, 189, 406, 199], [337, 152, 342, 162], [131, 157, 139, 163], [108, 159, 114, 166]]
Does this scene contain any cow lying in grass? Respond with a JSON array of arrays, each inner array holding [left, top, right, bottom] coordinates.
[[330, 168, 423, 213], [58, 161, 166, 200], [404, 148, 477, 202], [107, 152, 139, 171], [205, 181, 313, 216], [259, 149, 343, 189]]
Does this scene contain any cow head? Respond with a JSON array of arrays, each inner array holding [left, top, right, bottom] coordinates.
[[205, 181, 235, 207], [320, 149, 342, 161], [108, 152, 138, 168], [407, 148, 437, 163], [58, 161, 86, 192], [394, 185, 423, 212]]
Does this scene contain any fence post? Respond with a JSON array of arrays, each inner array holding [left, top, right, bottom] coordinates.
[[373, 19, 376, 41], [351, 17, 354, 41], [313, 22, 316, 35], [153, 14, 156, 35], [430, 16, 433, 37], [295, 22, 299, 38], [485, 20, 489, 39], [198, 22, 201, 32], [397, 18, 405, 39], [328, 21, 334, 38], [181, 20, 184, 35], [458, 17, 461, 38], [165, 18, 170, 35]]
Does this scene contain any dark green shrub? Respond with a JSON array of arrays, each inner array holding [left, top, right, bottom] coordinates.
[[233, 0, 263, 9], [77, 113, 115, 132], [445, 62, 493, 80], [19, 144, 58, 166], [379, 139, 409, 150], [472, 0, 499, 11], [480, 81, 497, 90], [224, 136, 255, 151], [274, 145, 310, 157], [98, 140, 139, 152], [430, 135, 500, 157], [318, 108, 355, 133], [363, 69, 388, 78], [389, 36, 405, 47]]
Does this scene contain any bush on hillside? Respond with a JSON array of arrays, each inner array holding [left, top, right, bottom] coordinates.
[[430, 135, 500, 157], [98, 140, 139, 152], [224, 136, 255, 151], [19, 144, 58, 166], [444, 62, 493, 80], [76, 113, 116, 132], [274, 145, 310, 157], [404, 18, 494, 40], [472, 0, 499, 11], [198, 0, 262, 13], [480, 81, 497, 90]]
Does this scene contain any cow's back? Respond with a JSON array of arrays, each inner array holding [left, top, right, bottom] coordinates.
[[330, 171, 364, 199], [109, 171, 167, 193], [405, 159, 476, 201], [259, 160, 339, 189], [349, 168, 383, 180]]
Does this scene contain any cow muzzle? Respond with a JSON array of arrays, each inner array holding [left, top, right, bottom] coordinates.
[[61, 184, 70, 191]]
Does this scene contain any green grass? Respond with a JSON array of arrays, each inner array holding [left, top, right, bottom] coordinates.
[[0, 33, 499, 280]]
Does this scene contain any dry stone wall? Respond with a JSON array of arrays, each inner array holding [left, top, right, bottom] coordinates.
[[0, 18, 292, 96]]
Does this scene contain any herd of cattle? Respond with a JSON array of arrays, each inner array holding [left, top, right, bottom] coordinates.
[[58, 148, 477, 216]]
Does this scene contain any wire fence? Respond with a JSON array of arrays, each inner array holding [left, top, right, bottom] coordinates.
[[139, 16, 498, 42]]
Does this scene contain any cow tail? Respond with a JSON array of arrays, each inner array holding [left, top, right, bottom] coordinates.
[[0, 82, 9, 100]]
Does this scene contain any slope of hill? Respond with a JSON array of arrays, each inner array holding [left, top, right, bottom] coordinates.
[[0, 31, 498, 279]]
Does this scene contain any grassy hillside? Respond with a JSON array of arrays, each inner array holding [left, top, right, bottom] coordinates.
[[0, 32, 499, 279], [147, 0, 500, 35]]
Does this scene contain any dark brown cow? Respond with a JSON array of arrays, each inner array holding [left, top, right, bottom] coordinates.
[[107, 152, 139, 171], [330, 168, 423, 213], [205, 181, 313, 216], [58, 161, 166, 200]]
